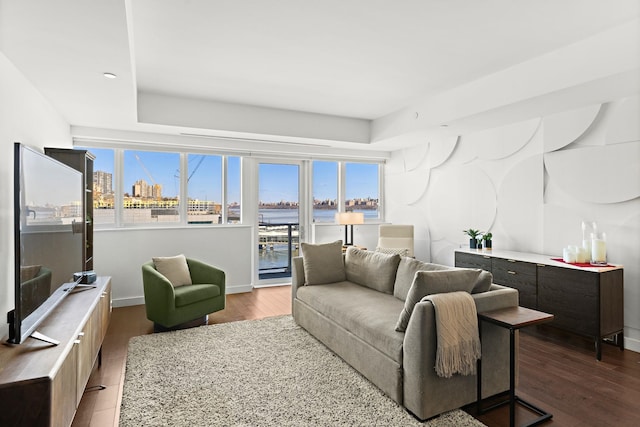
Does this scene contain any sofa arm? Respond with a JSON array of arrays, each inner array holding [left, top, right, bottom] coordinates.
[[402, 285, 519, 420], [291, 257, 305, 312]]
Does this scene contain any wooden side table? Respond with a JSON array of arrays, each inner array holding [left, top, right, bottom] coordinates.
[[477, 306, 554, 427]]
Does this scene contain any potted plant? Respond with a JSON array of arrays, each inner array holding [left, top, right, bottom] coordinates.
[[482, 232, 493, 249], [463, 229, 482, 249]]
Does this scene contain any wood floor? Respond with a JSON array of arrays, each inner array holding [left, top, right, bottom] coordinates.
[[72, 285, 640, 427]]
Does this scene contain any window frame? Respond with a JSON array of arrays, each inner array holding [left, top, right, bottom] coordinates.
[[76, 143, 384, 229]]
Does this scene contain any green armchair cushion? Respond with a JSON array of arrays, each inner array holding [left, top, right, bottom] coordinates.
[[174, 284, 221, 307]]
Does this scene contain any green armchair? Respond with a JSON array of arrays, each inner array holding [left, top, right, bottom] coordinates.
[[142, 257, 226, 331]]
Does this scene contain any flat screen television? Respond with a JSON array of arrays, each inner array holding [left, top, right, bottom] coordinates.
[[7, 143, 84, 344]]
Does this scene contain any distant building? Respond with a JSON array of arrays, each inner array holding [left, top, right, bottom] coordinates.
[[132, 179, 162, 199], [94, 170, 113, 195]]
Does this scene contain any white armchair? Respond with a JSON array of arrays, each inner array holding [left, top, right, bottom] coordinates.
[[376, 224, 414, 257]]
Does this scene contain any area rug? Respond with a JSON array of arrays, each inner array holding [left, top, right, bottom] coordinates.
[[120, 315, 485, 426]]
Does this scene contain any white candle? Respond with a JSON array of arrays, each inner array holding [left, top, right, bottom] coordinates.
[[591, 239, 606, 263], [576, 247, 589, 263]]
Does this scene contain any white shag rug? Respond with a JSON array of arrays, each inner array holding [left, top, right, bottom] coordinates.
[[120, 315, 485, 426]]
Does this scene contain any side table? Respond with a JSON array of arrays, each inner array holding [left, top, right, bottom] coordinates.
[[477, 306, 554, 427]]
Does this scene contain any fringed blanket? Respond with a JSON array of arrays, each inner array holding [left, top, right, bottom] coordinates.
[[424, 291, 481, 378]]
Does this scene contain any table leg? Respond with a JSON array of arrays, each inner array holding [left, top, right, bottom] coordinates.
[[510, 328, 516, 427]]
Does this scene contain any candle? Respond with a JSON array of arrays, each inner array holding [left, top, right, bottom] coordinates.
[[591, 239, 606, 264]]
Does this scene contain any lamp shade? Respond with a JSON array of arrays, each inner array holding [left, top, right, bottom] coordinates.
[[335, 212, 365, 225]]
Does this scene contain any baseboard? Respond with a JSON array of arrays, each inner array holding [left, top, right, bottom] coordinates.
[[227, 284, 253, 294], [112, 296, 145, 308], [623, 335, 640, 354], [112, 284, 254, 308]]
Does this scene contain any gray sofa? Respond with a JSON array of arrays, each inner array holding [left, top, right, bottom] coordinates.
[[292, 242, 519, 421]]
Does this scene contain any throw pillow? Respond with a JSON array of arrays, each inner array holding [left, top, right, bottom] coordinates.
[[345, 247, 401, 294], [395, 269, 481, 332], [375, 247, 409, 257], [152, 254, 192, 287], [300, 240, 346, 285], [393, 258, 451, 301], [472, 270, 493, 294]]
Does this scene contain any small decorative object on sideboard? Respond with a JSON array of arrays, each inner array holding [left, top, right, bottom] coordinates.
[[591, 232, 607, 266], [463, 228, 482, 249], [482, 232, 492, 249]]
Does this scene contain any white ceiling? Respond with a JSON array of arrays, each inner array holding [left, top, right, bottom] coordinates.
[[1, 0, 639, 151]]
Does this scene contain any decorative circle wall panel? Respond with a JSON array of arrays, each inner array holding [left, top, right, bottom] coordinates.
[[606, 95, 640, 145], [401, 143, 430, 172], [543, 104, 601, 152], [466, 118, 540, 160], [427, 165, 496, 242], [544, 142, 640, 203], [427, 136, 458, 169], [498, 155, 544, 251]]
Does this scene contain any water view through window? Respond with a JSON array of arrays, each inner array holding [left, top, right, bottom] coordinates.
[[258, 162, 379, 279]]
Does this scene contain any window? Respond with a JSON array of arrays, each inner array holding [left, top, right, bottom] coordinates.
[[312, 161, 338, 223], [187, 154, 222, 224], [345, 162, 379, 220], [123, 150, 180, 224], [226, 156, 241, 223]]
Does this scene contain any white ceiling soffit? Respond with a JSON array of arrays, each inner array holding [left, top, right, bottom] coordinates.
[[1, 0, 639, 149]]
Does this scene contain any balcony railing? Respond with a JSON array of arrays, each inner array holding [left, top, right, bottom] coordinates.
[[258, 223, 299, 279]]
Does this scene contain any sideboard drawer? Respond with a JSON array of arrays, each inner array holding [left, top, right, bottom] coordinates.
[[454, 252, 492, 271], [493, 258, 537, 308]]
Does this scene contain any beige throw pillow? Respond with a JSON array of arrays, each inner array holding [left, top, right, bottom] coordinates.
[[345, 247, 401, 294], [152, 254, 192, 287], [300, 240, 346, 285], [395, 269, 481, 332]]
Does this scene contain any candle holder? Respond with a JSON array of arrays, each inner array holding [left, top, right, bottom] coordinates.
[[590, 232, 607, 266]]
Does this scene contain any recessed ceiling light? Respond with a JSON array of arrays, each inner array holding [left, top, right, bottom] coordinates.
[[103, 72, 117, 79]]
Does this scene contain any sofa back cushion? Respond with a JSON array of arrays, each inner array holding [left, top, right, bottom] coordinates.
[[345, 247, 401, 294], [395, 269, 482, 332], [394, 258, 494, 300], [300, 240, 346, 285]]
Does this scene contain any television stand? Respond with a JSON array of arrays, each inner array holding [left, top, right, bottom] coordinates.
[[0, 277, 111, 427], [72, 284, 98, 292], [30, 330, 60, 346]]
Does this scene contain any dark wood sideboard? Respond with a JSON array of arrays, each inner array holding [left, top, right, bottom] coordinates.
[[0, 277, 112, 427], [455, 249, 623, 360]]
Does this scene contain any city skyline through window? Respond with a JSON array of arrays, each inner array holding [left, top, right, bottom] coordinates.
[[84, 147, 381, 226]]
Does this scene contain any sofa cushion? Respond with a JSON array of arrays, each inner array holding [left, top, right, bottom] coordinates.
[[345, 247, 401, 294], [153, 254, 192, 287], [296, 282, 405, 362], [395, 269, 481, 332], [174, 284, 221, 307], [300, 240, 346, 285], [394, 258, 493, 300]]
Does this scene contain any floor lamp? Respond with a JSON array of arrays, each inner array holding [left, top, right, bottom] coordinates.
[[335, 212, 365, 246]]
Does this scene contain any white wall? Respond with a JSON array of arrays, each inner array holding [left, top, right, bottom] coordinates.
[[0, 52, 72, 340], [385, 96, 640, 352], [94, 226, 254, 307]]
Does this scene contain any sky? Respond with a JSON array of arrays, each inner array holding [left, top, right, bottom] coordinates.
[[89, 148, 378, 203]]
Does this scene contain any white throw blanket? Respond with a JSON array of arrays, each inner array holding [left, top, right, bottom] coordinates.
[[424, 291, 481, 378]]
